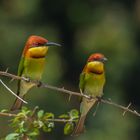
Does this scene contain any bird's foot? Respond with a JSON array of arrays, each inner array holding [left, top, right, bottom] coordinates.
[[23, 77, 30, 82], [36, 80, 42, 87], [83, 94, 92, 100], [96, 96, 102, 102]]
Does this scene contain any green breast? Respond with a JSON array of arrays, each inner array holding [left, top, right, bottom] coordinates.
[[84, 72, 105, 97], [23, 57, 46, 80], [17, 57, 46, 96]]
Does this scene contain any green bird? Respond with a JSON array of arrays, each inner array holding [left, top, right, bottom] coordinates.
[[73, 53, 107, 135], [11, 35, 61, 111]]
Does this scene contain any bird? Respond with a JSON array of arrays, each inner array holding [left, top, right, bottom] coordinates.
[[11, 35, 61, 111], [72, 53, 107, 135]]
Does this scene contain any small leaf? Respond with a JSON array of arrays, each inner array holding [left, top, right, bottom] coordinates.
[[21, 106, 28, 111], [48, 122, 54, 128], [37, 110, 44, 119], [5, 133, 19, 140], [64, 122, 74, 135], [33, 120, 44, 128], [28, 129, 40, 137], [33, 120, 39, 128], [1, 109, 8, 113], [59, 114, 69, 119], [43, 125, 52, 132], [38, 120, 44, 128], [16, 112, 26, 118], [69, 109, 79, 119], [20, 106, 31, 116], [44, 113, 54, 119]]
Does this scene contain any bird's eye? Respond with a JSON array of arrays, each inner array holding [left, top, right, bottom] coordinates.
[[37, 43, 42, 46], [32, 43, 43, 47]]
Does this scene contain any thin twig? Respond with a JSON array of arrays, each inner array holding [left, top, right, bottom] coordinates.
[[0, 71, 140, 117], [0, 111, 75, 122], [123, 102, 131, 116], [93, 102, 100, 117], [0, 112, 17, 117], [0, 71, 29, 81], [46, 118, 75, 123], [31, 106, 39, 118], [0, 79, 27, 104], [100, 99, 140, 117]]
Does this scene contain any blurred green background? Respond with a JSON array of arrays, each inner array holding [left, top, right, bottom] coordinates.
[[0, 0, 140, 139]]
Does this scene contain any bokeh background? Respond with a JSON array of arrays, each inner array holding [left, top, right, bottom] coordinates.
[[0, 0, 140, 139]]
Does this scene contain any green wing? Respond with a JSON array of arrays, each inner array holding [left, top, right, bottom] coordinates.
[[17, 57, 25, 95], [79, 72, 85, 92], [17, 57, 25, 76]]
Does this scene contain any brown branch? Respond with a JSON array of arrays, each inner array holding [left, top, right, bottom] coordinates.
[[0, 112, 17, 117], [0, 71, 29, 81], [0, 70, 140, 117], [46, 118, 75, 123], [0, 79, 27, 104], [0, 111, 75, 123], [100, 100, 140, 117]]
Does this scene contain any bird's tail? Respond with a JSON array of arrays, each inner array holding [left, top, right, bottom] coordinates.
[[72, 98, 97, 136], [72, 114, 86, 136], [11, 95, 25, 111]]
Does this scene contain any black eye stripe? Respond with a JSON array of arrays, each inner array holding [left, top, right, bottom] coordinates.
[[37, 43, 43, 46], [31, 43, 44, 47]]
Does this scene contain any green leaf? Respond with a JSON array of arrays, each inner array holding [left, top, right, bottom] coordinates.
[[47, 122, 54, 128], [44, 113, 54, 119], [64, 122, 74, 135], [38, 120, 44, 128], [59, 114, 69, 119], [16, 112, 26, 118], [5, 133, 19, 140], [21, 106, 28, 111], [33, 120, 44, 128], [0, 109, 8, 112], [42, 122, 54, 133], [33, 120, 39, 128], [37, 110, 44, 119], [43, 125, 52, 132], [28, 129, 40, 137], [69, 109, 79, 119]]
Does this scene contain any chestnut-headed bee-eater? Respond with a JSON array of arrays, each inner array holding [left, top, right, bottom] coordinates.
[[73, 53, 107, 135], [11, 35, 61, 111]]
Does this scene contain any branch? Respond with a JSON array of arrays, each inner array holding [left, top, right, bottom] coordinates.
[[0, 111, 75, 123], [0, 112, 17, 117], [0, 70, 140, 117], [0, 79, 27, 104], [101, 100, 140, 117], [42, 84, 140, 117]]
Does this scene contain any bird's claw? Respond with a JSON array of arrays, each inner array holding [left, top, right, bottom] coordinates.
[[23, 77, 30, 82], [96, 96, 102, 102], [36, 81, 42, 87], [83, 94, 91, 99]]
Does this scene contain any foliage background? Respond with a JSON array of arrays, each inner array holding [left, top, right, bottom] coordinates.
[[0, 0, 140, 139]]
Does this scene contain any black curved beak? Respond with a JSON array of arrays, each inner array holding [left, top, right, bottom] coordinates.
[[102, 57, 108, 62], [97, 57, 107, 63], [46, 41, 61, 47]]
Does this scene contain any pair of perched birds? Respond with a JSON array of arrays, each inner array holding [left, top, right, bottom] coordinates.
[[11, 35, 107, 135]]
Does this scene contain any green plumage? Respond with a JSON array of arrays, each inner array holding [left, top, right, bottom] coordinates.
[[11, 56, 46, 110], [73, 60, 106, 135], [80, 72, 105, 115], [19, 56, 46, 95], [11, 35, 60, 111], [80, 72, 105, 97]]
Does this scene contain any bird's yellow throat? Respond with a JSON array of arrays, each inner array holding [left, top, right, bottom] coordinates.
[[87, 61, 104, 74], [26, 46, 48, 58]]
